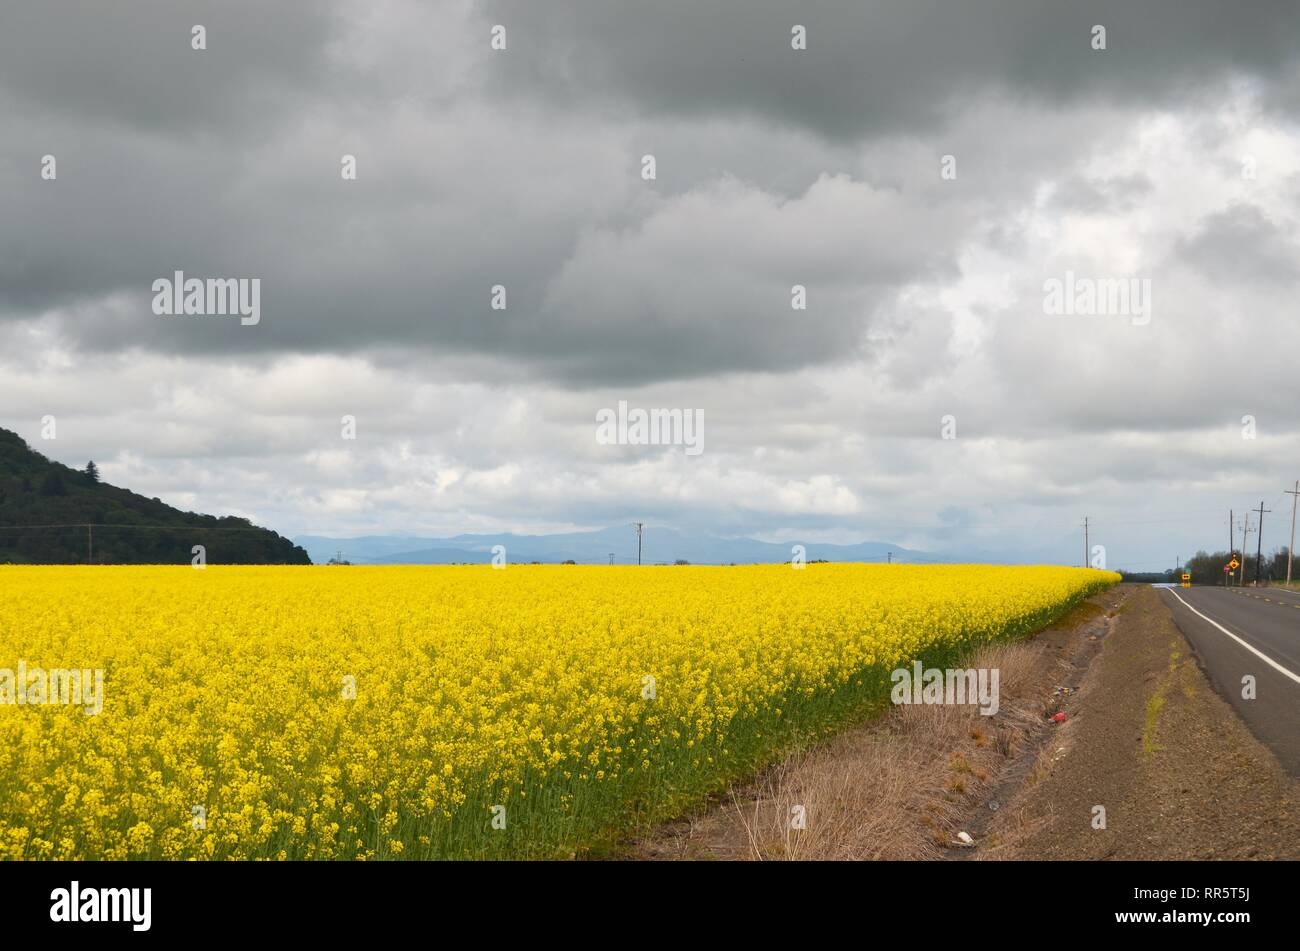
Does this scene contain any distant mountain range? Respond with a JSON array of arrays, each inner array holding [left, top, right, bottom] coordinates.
[[0, 425, 1117, 570], [295, 525, 942, 566]]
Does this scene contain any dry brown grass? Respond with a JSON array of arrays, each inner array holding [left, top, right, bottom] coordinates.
[[714, 640, 1054, 860]]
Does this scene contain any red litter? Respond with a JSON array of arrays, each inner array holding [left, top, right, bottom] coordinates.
[[1050, 712, 1067, 723]]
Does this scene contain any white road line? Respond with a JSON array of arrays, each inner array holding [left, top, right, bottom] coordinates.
[[1162, 588, 1300, 686]]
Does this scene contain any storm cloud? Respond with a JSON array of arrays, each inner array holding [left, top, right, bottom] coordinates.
[[3, 1, 1299, 566]]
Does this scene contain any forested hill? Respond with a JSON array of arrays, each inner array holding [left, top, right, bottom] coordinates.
[[0, 428, 310, 565]]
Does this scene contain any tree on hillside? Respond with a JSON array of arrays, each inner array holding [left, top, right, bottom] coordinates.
[[39, 471, 65, 496], [84, 461, 100, 484]]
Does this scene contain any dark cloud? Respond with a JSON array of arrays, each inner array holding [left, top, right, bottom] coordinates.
[[1177, 204, 1300, 286], [3, 1, 1300, 564], [3, 1, 1297, 389], [487, 0, 1300, 140], [0, 1, 347, 132]]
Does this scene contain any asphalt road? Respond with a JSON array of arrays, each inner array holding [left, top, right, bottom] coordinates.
[[1157, 584, 1300, 776]]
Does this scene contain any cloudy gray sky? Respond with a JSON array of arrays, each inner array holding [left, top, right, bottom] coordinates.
[[3, 1, 1299, 567]]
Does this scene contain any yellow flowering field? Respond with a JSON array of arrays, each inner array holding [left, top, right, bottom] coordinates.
[[0, 564, 1117, 860]]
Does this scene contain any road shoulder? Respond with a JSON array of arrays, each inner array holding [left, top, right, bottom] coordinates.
[[980, 585, 1300, 860]]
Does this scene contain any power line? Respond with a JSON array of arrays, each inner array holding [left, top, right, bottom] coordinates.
[[1236, 513, 1256, 586], [1087, 509, 1252, 528], [0, 521, 296, 566], [1254, 500, 1272, 586], [1286, 482, 1299, 585]]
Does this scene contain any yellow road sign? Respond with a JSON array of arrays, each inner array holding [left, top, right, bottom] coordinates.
[[1229, 559, 1240, 570], [1181, 573, 1191, 581]]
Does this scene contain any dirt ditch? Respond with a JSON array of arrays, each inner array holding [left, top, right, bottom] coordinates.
[[633, 584, 1299, 860]]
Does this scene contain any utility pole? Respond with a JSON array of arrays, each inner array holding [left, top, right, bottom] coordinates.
[[886, 551, 892, 564], [633, 523, 643, 566], [1083, 516, 1089, 568], [87, 524, 93, 565], [608, 552, 615, 566], [1255, 500, 1271, 586], [1228, 510, 1234, 586], [1240, 514, 1253, 586], [1286, 482, 1299, 585]]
